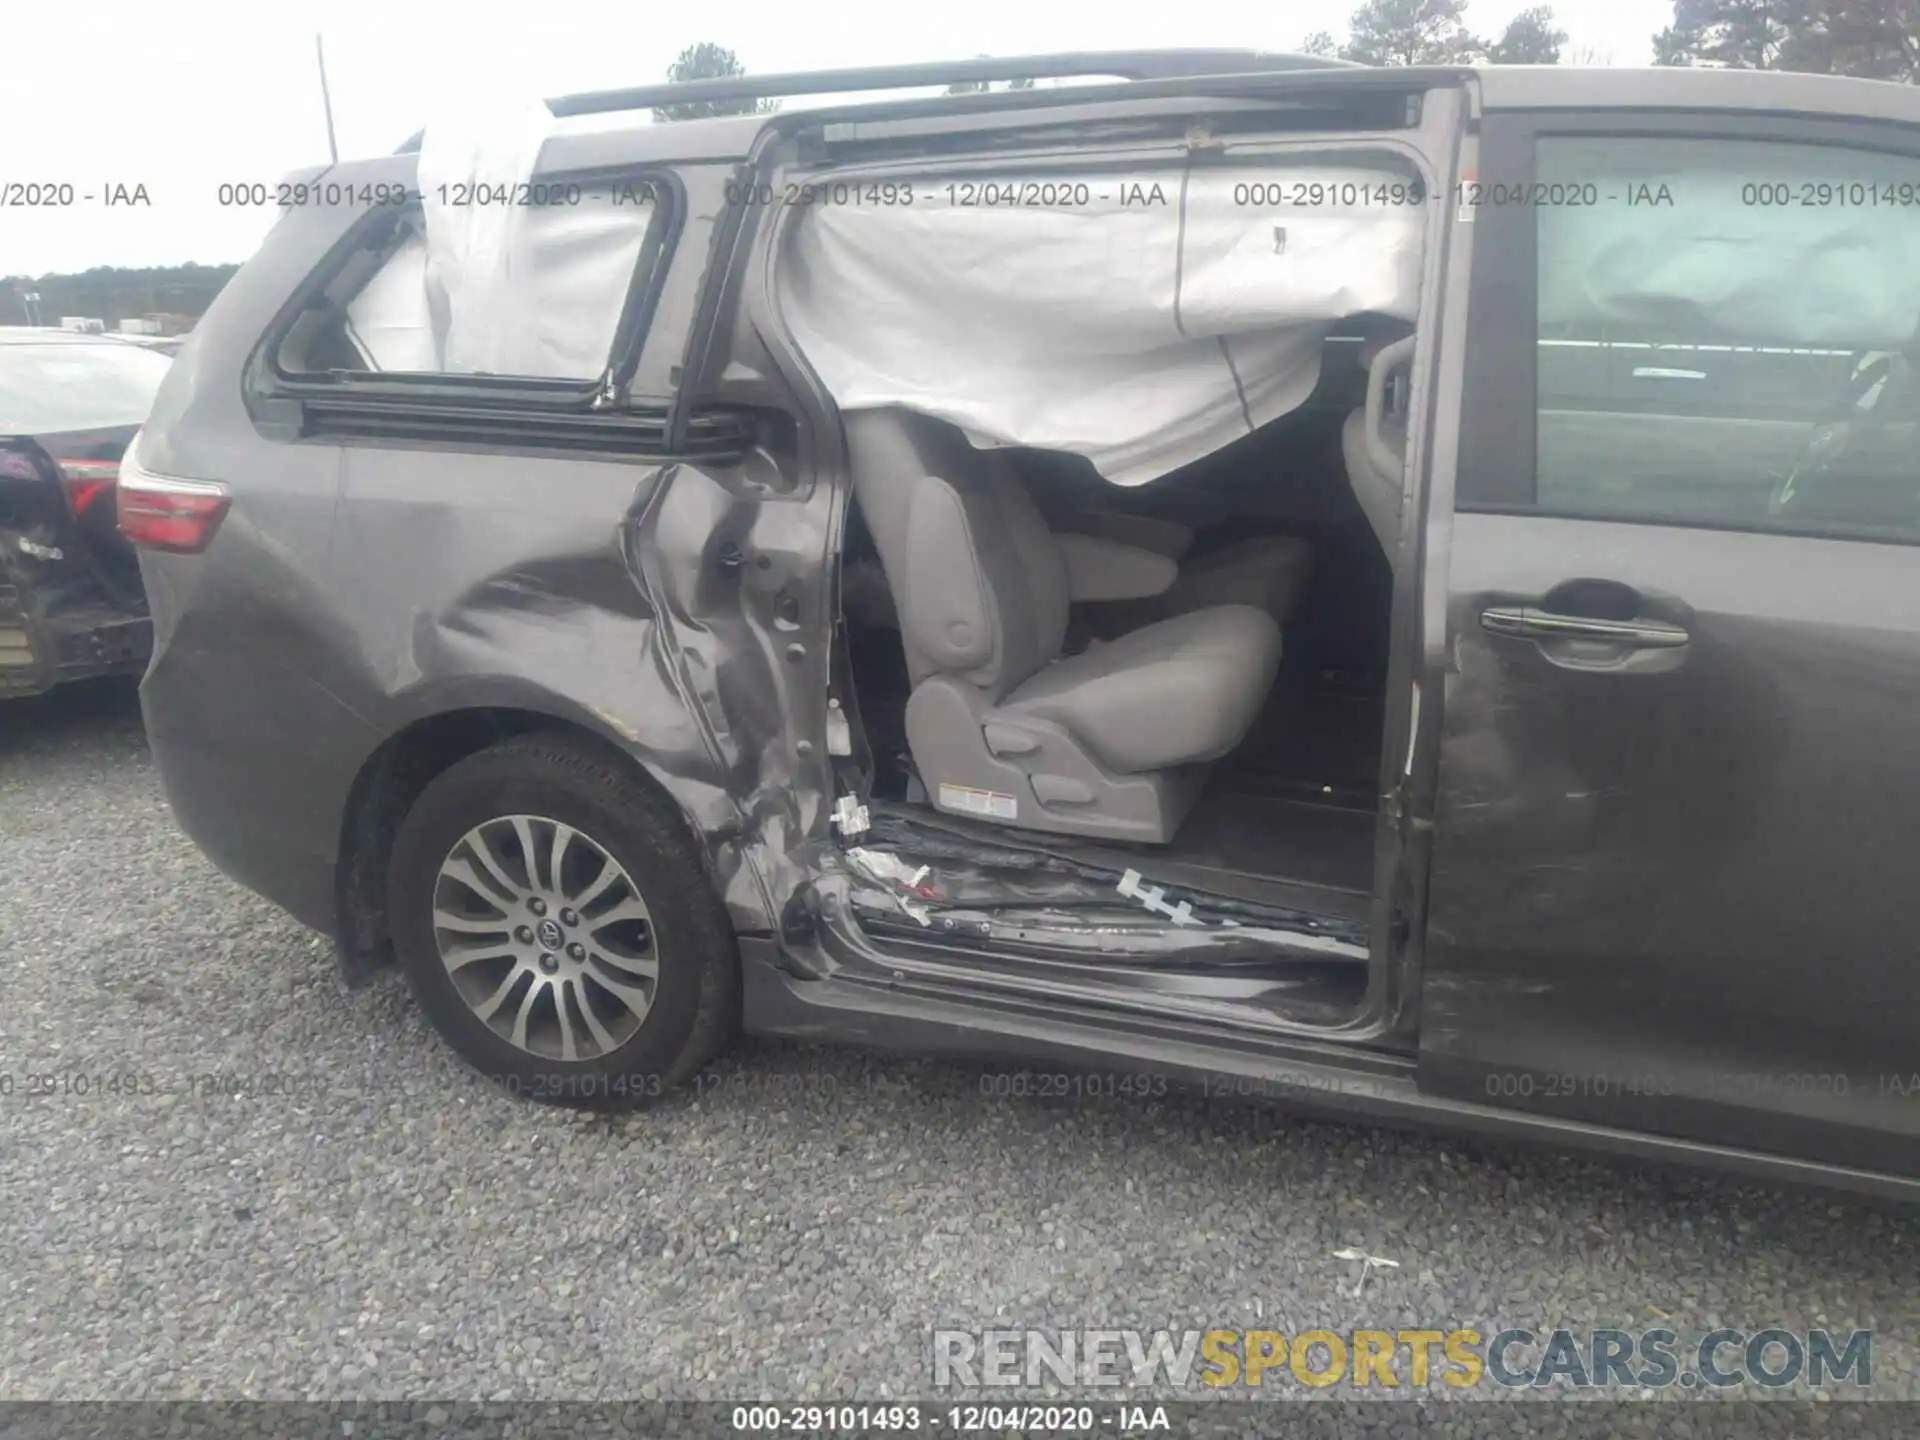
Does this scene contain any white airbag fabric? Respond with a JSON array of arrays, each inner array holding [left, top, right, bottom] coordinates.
[[346, 102, 655, 379], [780, 164, 1426, 484], [1538, 138, 1920, 349], [343, 228, 440, 372]]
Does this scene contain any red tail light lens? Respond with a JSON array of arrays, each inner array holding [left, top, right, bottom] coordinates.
[[115, 443, 230, 554], [58, 458, 121, 517]]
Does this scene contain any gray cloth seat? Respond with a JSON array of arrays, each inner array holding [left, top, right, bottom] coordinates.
[[1143, 531, 1314, 621], [992, 604, 1282, 775], [1041, 486, 1314, 625], [844, 407, 1284, 843]]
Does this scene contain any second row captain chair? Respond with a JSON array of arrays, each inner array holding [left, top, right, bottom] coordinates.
[[1029, 468, 1315, 629], [842, 407, 1285, 844]]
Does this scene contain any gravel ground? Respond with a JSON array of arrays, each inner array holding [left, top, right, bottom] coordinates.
[[1, 678, 1917, 1411]]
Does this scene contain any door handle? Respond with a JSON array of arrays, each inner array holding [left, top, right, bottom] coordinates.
[[1480, 606, 1690, 649]]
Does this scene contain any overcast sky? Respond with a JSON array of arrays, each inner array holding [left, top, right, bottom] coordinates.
[[1, 0, 1672, 277]]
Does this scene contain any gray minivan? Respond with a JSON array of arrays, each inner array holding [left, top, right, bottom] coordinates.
[[123, 52, 1920, 1199]]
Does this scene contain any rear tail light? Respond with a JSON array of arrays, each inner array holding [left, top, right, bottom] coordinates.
[[58, 457, 121, 517], [115, 438, 230, 554]]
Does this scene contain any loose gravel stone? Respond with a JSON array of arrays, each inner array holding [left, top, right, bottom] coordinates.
[[1, 679, 1915, 1406]]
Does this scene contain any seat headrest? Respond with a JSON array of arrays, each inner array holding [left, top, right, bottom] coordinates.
[[844, 407, 982, 481]]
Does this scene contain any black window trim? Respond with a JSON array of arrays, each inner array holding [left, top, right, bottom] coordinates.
[[1457, 108, 1920, 545], [245, 163, 692, 452]]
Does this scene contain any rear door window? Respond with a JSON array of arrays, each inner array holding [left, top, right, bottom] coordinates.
[[1530, 135, 1920, 541]]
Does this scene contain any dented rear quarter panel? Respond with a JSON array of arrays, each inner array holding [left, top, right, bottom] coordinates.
[[135, 156, 837, 950]]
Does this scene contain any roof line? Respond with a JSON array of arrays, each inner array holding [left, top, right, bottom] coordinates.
[[395, 49, 1360, 153]]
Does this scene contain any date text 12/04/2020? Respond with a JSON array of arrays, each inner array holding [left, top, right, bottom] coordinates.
[[730, 1406, 1174, 1433]]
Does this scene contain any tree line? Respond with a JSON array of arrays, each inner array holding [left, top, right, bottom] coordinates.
[[1303, 0, 1917, 75], [656, 3, 1920, 118], [1304, 1, 1567, 64], [2, 264, 240, 329], [1655, 0, 1919, 78]]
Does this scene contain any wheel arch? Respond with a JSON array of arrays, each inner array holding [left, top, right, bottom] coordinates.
[[332, 699, 748, 987]]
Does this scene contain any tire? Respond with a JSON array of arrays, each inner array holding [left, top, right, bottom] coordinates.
[[387, 731, 739, 1109]]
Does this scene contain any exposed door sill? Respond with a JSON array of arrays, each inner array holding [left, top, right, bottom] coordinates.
[[863, 793, 1377, 925], [813, 884, 1378, 1040]]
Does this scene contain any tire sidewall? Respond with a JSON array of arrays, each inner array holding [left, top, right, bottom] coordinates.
[[387, 742, 719, 1105]]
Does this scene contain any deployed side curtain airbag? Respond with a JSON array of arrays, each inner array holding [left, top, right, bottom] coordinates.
[[343, 103, 655, 380], [343, 226, 439, 372], [779, 163, 1427, 484]]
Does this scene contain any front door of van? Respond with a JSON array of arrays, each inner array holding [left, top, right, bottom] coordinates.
[[1417, 107, 1920, 1177]]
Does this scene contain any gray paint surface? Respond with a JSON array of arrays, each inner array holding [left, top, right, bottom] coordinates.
[[132, 56, 1920, 1196]]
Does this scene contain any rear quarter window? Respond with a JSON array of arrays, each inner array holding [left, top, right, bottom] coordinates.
[[273, 187, 663, 384]]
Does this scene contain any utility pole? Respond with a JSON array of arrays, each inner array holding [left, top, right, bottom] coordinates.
[[316, 34, 340, 164]]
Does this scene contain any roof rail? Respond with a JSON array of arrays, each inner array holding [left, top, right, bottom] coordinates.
[[394, 49, 1360, 153]]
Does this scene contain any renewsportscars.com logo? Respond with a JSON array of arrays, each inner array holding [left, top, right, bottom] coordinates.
[[930, 1327, 1873, 1392]]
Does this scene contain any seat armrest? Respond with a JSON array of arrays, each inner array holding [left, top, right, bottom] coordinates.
[[1067, 510, 1194, 560], [1055, 533, 1178, 602]]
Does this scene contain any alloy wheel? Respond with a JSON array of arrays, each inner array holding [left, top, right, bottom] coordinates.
[[430, 814, 659, 1061]]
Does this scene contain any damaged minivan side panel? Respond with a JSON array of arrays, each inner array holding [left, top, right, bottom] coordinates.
[[137, 148, 840, 970]]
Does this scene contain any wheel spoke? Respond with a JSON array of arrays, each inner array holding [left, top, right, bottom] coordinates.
[[569, 977, 619, 1056], [589, 944, 659, 981], [586, 898, 653, 932], [445, 854, 518, 913], [473, 964, 528, 1021], [442, 941, 518, 974], [432, 907, 511, 936], [570, 852, 622, 912], [548, 823, 578, 898], [471, 827, 527, 903], [555, 979, 580, 1062], [510, 816, 542, 891], [510, 974, 544, 1051], [583, 955, 653, 1015]]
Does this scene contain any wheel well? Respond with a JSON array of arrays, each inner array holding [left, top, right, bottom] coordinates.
[[333, 708, 670, 985]]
